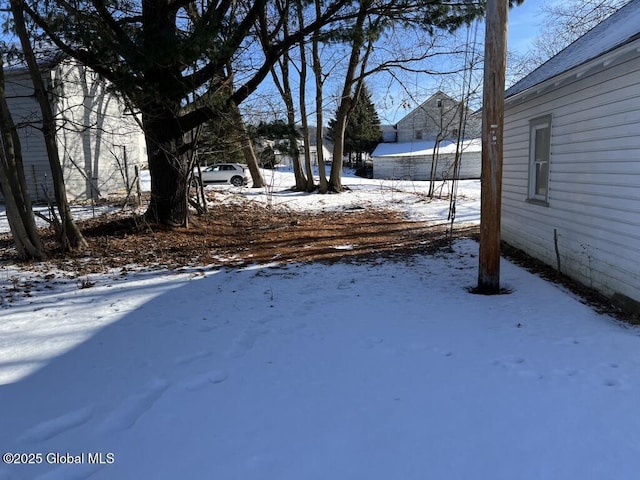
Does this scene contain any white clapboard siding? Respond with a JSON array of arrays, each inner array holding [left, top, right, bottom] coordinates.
[[53, 61, 145, 202], [2, 58, 145, 203], [502, 47, 640, 304], [373, 151, 481, 181], [3, 70, 54, 200]]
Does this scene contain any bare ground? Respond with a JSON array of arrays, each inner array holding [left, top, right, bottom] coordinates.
[[0, 197, 477, 274]]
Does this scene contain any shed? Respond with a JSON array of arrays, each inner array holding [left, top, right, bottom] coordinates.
[[3, 55, 146, 203], [501, 0, 640, 311], [371, 138, 481, 181]]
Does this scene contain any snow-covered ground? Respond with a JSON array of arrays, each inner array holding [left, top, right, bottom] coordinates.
[[0, 167, 479, 233], [2, 169, 640, 480], [200, 167, 481, 225]]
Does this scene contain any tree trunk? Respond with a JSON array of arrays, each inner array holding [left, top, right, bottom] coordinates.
[[329, 100, 350, 192], [11, 0, 86, 250], [328, 1, 371, 193], [269, 49, 306, 189], [312, 4, 328, 194], [296, 1, 315, 192], [276, 64, 306, 190], [230, 103, 265, 188], [428, 137, 443, 197], [143, 107, 190, 227], [0, 61, 46, 260]]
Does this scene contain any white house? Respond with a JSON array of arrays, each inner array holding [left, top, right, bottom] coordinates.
[[394, 91, 480, 143], [263, 126, 333, 168], [3, 54, 146, 203], [371, 138, 481, 181], [370, 91, 482, 181], [501, 0, 640, 311]]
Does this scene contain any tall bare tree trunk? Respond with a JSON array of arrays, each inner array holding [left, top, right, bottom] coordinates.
[[277, 65, 306, 190], [230, 102, 265, 188], [428, 136, 443, 198], [267, 3, 306, 191], [312, 1, 328, 193], [328, 1, 373, 192], [11, 0, 86, 250], [0, 60, 46, 260], [296, 11, 316, 193]]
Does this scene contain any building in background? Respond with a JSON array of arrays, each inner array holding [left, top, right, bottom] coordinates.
[[3, 54, 145, 203]]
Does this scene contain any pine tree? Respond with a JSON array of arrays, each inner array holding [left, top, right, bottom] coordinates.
[[327, 84, 382, 167]]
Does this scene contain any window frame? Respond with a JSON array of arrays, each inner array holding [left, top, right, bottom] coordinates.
[[528, 115, 552, 204]]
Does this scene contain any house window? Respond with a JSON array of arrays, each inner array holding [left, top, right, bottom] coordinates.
[[528, 115, 551, 202], [415, 129, 424, 140]]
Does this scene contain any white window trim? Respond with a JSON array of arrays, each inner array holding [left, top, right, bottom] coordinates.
[[528, 115, 552, 204]]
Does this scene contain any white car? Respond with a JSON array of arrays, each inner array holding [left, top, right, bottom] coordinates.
[[196, 163, 249, 186]]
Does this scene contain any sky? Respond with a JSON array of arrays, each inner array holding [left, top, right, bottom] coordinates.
[[507, 1, 546, 56], [2, 169, 640, 479], [0, 0, 550, 126], [359, 1, 548, 125]]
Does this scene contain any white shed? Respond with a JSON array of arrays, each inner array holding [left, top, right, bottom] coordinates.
[[371, 138, 481, 181], [3, 55, 146, 203], [501, 0, 640, 311]]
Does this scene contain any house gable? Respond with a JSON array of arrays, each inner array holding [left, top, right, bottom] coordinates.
[[395, 91, 475, 143]]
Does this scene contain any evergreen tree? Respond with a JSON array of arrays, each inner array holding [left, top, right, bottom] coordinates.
[[197, 115, 245, 166], [327, 84, 382, 166]]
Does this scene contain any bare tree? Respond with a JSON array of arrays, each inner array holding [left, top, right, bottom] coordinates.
[[10, 0, 86, 250], [0, 57, 46, 260], [311, 1, 329, 193], [296, 0, 316, 192], [262, 0, 308, 191], [508, 0, 626, 83], [15, 0, 493, 226], [323, 2, 492, 193], [230, 100, 266, 189]]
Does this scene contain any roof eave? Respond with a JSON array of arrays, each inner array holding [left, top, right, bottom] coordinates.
[[505, 38, 640, 107]]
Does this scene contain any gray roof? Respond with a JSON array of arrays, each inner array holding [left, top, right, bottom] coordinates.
[[505, 0, 640, 99], [5, 49, 66, 73]]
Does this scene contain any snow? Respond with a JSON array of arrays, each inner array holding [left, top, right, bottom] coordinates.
[[371, 140, 448, 157], [506, 0, 640, 99], [2, 169, 640, 479], [209, 168, 481, 224], [372, 139, 481, 158]]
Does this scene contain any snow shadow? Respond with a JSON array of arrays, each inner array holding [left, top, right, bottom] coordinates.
[[2, 245, 640, 479]]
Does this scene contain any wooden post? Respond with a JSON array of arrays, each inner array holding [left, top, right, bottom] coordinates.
[[478, 0, 508, 294]]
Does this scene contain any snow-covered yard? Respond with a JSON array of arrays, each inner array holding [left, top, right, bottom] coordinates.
[[1, 170, 640, 479]]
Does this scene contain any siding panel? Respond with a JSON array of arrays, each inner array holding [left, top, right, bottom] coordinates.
[[2, 60, 145, 203], [502, 46, 640, 305]]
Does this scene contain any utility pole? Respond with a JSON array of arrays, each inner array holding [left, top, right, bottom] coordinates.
[[477, 0, 508, 294]]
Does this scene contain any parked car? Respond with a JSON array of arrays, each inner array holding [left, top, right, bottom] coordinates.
[[195, 163, 249, 186]]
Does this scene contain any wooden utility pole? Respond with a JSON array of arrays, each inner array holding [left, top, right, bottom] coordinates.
[[478, 0, 508, 294]]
